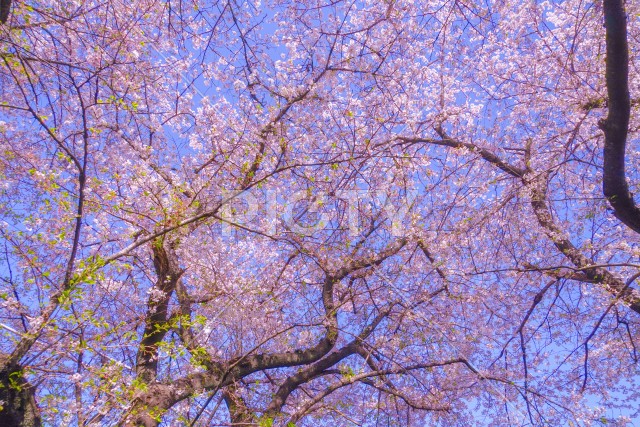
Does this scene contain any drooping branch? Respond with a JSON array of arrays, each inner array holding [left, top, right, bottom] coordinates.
[[411, 128, 640, 314], [600, 0, 640, 233], [285, 359, 467, 425], [397, 130, 526, 179], [528, 173, 640, 314]]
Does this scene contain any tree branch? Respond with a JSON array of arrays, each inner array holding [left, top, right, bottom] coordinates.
[[122, 240, 407, 425], [265, 304, 395, 417], [528, 173, 640, 314]]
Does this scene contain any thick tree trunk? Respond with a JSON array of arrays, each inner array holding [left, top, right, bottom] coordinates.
[[0, 367, 41, 427], [601, 0, 640, 233], [0, 0, 10, 24]]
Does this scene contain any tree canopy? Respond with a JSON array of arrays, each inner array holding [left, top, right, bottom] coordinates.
[[0, 0, 639, 426]]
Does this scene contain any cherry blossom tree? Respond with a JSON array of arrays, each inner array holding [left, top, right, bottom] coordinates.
[[0, 0, 639, 426]]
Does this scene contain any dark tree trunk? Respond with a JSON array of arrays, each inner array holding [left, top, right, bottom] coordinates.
[[0, 366, 41, 427], [0, 0, 11, 24], [601, 0, 640, 233]]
